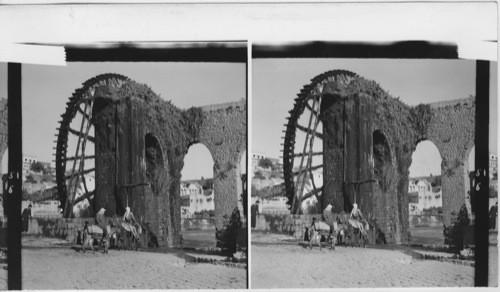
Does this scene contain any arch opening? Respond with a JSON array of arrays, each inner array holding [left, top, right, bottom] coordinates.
[[408, 140, 443, 245], [465, 145, 475, 219], [180, 143, 216, 248], [1, 149, 6, 218], [1, 149, 7, 176], [238, 149, 247, 218], [145, 133, 165, 195]]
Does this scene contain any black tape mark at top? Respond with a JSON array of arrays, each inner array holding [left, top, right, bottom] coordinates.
[[66, 43, 247, 63], [253, 41, 458, 59]]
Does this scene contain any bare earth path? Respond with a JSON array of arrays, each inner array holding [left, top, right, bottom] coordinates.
[[0, 237, 245, 289], [251, 234, 475, 289]]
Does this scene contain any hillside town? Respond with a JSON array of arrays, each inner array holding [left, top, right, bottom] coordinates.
[[1, 155, 60, 221]]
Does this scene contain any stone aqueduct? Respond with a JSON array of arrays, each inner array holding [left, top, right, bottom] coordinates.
[[0, 70, 476, 246], [0, 76, 246, 248], [284, 70, 475, 244], [88, 77, 246, 247]]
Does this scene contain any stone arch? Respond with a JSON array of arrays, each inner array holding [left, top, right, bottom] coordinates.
[[426, 97, 475, 226], [464, 145, 475, 217], [0, 98, 7, 179], [184, 141, 217, 174], [293, 70, 475, 244], [197, 101, 246, 229], [55, 75, 247, 248], [236, 147, 247, 219], [180, 142, 215, 216], [1, 148, 7, 175], [407, 140, 443, 236]]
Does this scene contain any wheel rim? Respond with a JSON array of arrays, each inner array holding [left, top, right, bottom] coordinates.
[[282, 70, 358, 214], [55, 74, 129, 217]]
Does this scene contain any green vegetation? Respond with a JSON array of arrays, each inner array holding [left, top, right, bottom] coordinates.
[[216, 207, 243, 255], [254, 170, 265, 180], [443, 204, 470, 250], [258, 158, 273, 169], [489, 185, 498, 198], [30, 161, 45, 173]]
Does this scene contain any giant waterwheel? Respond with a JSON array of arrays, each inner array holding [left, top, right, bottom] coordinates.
[[282, 70, 358, 214], [55, 74, 129, 218]]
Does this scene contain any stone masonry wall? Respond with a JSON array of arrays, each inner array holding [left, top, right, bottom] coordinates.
[[254, 213, 378, 244], [0, 98, 7, 176], [427, 97, 475, 226], [298, 71, 474, 245], [85, 80, 246, 248], [22, 217, 129, 244], [198, 101, 247, 229], [253, 213, 317, 240]]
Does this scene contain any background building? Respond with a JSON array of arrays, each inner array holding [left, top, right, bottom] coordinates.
[[408, 178, 442, 215], [180, 179, 215, 218]]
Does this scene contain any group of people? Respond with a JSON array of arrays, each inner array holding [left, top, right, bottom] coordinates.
[[83, 206, 141, 249], [92, 206, 140, 236], [311, 202, 369, 240]]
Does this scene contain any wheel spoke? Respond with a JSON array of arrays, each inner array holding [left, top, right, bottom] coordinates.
[[290, 152, 323, 158], [304, 102, 320, 117], [67, 127, 95, 143], [64, 100, 91, 217], [55, 74, 129, 218], [64, 155, 95, 161], [77, 105, 91, 120], [293, 95, 323, 213], [304, 96, 323, 196], [68, 100, 95, 213], [292, 96, 318, 213], [65, 168, 95, 180], [300, 187, 323, 202], [296, 124, 323, 139], [73, 190, 95, 205]]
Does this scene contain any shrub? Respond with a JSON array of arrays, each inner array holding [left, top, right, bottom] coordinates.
[[41, 174, 54, 183], [258, 158, 273, 169], [25, 174, 37, 183], [443, 204, 470, 250], [216, 207, 243, 255], [489, 186, 497, 198], [30, 162, 45, 173], [254, 170, 265, 180]]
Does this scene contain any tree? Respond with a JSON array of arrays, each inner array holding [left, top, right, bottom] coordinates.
[[41, 173, 54, 183], [30, 161, 45, 173], [443, 204, 470, 250], [216, 207, 243, 255], [25, 174, 37, 184], [258, 158, 273, 169], [254, 170, 265, 180], [489, 185, 498, 198]]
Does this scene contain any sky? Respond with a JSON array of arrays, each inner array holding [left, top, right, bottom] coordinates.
[[0, 62, 246, 180], [0, 59, 497, 179], [252, 59, 497, 178]]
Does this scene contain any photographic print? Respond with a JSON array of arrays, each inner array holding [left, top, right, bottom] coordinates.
[[250, 44, 497, 288], [0, 42, 248, 289]]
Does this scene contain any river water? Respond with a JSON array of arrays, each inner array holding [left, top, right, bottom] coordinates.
[[181, 223, 217, 249]]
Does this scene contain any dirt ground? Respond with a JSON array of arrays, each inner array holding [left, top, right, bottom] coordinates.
[[251, 232, 494, 289], [0, 236, 246, 290]]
